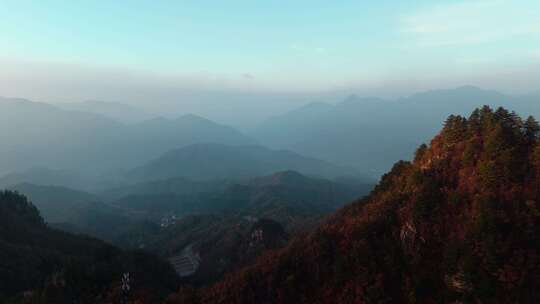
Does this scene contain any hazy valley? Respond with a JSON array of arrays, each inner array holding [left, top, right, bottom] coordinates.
[[1, 2, 539, 303]]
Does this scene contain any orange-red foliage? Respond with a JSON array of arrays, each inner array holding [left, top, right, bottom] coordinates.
[[169, 106, 540, 303]]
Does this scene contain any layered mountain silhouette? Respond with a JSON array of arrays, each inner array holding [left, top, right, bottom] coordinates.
[[254, 86, 540, 176], [58, 100, 153, 123], [0, 167, 100, 192], [0, 98, 254, 175], [129, 143, 362, 182], [100, 177, 228, 202], [169, 106, 540, 303]]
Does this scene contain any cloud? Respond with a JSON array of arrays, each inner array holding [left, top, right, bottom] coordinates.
[[401, 0, 540, 47]]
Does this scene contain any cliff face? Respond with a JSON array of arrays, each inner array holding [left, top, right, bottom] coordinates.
[[168, 106, 540, 304]]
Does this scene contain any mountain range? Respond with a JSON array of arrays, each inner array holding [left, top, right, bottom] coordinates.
[[169, 106, 540, 303], [0, 97, 254, 175], [2, 99, 540, 302], [129, 143, 362, 182], [57, 100, 154, 123], [254, 86, 540, 176], [3, 86, 537, 183]]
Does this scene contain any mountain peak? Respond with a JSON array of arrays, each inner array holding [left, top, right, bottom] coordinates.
[[454, 84, 483, 91], [176, 113, 209, 122]]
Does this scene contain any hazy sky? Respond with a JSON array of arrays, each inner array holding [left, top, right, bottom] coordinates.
[[0, 0, 539, 124]]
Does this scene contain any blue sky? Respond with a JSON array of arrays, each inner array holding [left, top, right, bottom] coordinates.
[[0, 0, 539, 105]]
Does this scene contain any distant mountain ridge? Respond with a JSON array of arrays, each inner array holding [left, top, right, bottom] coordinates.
[[100, 177, 229, 202], [254, 86, 540, 176], [0, 97, 255, 175], [58, 100, 154, 123], [129, 143, 363, 182], [0, 167, 97, 191]]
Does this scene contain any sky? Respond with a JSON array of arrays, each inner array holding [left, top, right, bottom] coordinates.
[[0, 0, 539, 125]]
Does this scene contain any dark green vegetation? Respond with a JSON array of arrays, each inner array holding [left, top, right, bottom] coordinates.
[[9, 183, 100, 223], [111, 171, 371, 285], [13, 171, 370, 240], [0, 191, 179, 303], [169, 107, 540, 303], [10, 171, 371, 289], [7, 183, 148, 243]]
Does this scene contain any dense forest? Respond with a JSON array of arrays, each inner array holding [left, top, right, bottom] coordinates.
[[167, 106, 540, 303], [0, 191, 179, 303]]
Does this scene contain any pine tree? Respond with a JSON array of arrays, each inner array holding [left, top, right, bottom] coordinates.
[[468, 108, 481, 136], [524, 116, 540, 142], [443, 115, 467, 143], [478, 105, 495, 133], [484, 124, 507, 159], [414, 144, 428, 163]]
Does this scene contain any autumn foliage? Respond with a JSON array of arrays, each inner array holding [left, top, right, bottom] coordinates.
[[168, 106, 540, 303]]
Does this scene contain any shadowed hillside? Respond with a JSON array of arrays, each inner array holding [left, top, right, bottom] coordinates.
[[0, 191, 179, 303]]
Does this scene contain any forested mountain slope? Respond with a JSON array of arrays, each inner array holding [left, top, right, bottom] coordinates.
[[169, 106, 540, 303], [0, 191, 179, 303]]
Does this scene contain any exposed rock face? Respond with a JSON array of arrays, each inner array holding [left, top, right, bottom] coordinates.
[[400, 221, 425, 254], [445, 271, 473, 294]]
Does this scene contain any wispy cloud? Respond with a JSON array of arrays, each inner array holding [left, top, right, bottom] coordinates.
[[401, 0, 540, 47]]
